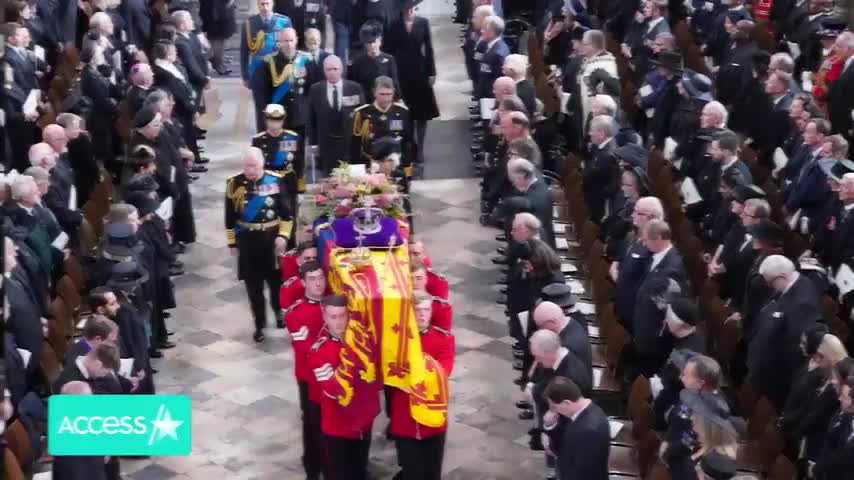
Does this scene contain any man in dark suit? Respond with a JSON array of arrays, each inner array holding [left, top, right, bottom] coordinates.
[[827, 32, 854, 141], [810, 376, 854, 480], [748, 254, 822, 408], [53, 342, 125, 394], [784, 120, 835, 230], [761, 70, 794, 153], [813, 165, 854, 272], [502, 54, 536, 117], [632, 219, 689, 376], [780, 117, 827, 189], [612, 197, 658, 328], [173, 11, 210, 107], [275, 0, 325, 48], [532, 301, 592, 373], [3, 23, 40, 93], [51, 381, 109, 480], [64, 315, 119, 365], [307, 54, 364, 173], [503, 156, 556, 248], [240, 0, 293, 131], [583, 115, 619, 224], [543, 377, 610, 480], [475, 15, 510, 100]]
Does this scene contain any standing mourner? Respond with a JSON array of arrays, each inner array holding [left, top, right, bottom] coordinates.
[[240, 0, 292, 131], [275, 0, 325, 48], [260, 28, 313, 136], [200, 0, 237, 75], [224, 147, 293, 342], [348, 21, 400, 104]]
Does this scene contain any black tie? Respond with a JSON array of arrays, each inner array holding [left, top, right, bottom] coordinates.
[[332, 84, 339, 111]]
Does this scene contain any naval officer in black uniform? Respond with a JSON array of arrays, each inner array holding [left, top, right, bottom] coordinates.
[[350, 75, 415, 177], [225, 147, 294, 342]]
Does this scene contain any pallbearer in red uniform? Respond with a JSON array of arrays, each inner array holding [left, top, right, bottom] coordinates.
[[310, 294, 373, 480], [389, 293, 455, 480], [408, 237, 449, 299], [411, 259, 453, 330], [283, 260, 326, 479], [279, 240, 319, 319]]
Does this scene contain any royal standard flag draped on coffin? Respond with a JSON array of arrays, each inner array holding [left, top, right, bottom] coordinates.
[[328, 246, 448, 429]]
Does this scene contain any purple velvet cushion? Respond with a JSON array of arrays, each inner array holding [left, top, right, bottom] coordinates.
[[330, 217, 404, 248]]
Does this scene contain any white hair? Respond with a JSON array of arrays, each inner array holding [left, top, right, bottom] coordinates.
[[770, 52, 794, 73], [504, 54, 529, 77], [473, 4, 495, 18], [530, 329, 562, 353], [484, 15, 505, 36], [507, 157, 536, 179], [842, 173, 854, 189], [11, 175, 37, 201], [759, 254, 795, 281], [590, 115, 618, 137], [636, 196, 665, 220], [592, 94, 617, 116], [28, 143, 54, 167], [323, 54, 343, 68], [170, 10, 192, 25], [703, 101, 728, 127], [514, 212, 542, 232], [89, 11, 112, 30]]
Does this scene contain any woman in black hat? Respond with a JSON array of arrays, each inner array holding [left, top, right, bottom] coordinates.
[[383, 0, 439, 167]]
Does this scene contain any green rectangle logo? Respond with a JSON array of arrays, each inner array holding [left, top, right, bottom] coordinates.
[[48, 395, 192, 456]]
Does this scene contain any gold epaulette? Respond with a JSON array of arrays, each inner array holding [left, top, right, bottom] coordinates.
[[354, 104, 371, 112], [265, 170, 284, 177], [284, 129, 299, 137]]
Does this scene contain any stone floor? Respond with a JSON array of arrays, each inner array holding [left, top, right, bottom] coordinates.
[[121, 1, 551, 478]]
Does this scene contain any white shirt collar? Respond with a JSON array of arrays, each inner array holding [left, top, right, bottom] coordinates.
[[845, 203, 854, 212], [598, 137, 613, 149], [76, 356, 91, 379], [553, 347, 569, 370], [721, 156, 738, 171], [646, 16, 664, 33], [845, 56, 854, 73], [328, 79, 343, 89], [570, 400, 591, 421], [488, 37, 500, 50], [650, 244, 673, 271]]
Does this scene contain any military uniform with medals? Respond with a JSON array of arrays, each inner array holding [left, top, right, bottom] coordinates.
[[351, 102, 415, 175], [275, 0, 326, 48], [241, 12, 293, 131], [252, 106, 306, 204], [262, 50, 314, 132], [225, 170, 293, 337]]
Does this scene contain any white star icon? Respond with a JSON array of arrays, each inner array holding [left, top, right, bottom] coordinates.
[[148, 404, 184, 446]]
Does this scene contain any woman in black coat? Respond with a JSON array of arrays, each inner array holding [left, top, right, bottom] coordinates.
[[779, 325, 830, 454], [383, 1, 439, 165], [199, 0, 236, 74], [80, 44, 121, 173]]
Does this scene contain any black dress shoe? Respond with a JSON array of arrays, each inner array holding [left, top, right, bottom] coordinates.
[[148, 349, 163, 359], [167, 331, 175, 336], [189, 174, 200, 181], [169, 265, 185, 276], [276, 318, 285, 329], [496, 295, 506, 305], [513, 360, 523, 370], [495, 233, 506, 242], [492, 256, 508, 265], [158, 341, 177, 349], [496, 247, 506, 256], [500, 287, 508, 295], [519, 409, 534, 420], [529, 432, 544, 450], [196, 156, 211, 164], [501, 267, 508, 274], [504, 309, 510, 316], [214, 65, 233, 76], [497, 277, 508, 285], [163, 311, 172, 319], [514, 350, 525, 360], [151, 368, 159, 374], [516, 400, 532, 409], [253, 330, 265, 342], [190, 165, 208, 173], [175, 243, 186, 254], [513, 376, 525, 386], [171, 260, 184, 269]]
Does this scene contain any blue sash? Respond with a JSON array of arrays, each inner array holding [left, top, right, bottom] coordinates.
[[238, 175, 279, 228], [248, 15, 293, 79], [271, 54, 309, 104], [273, 136, 297, 169]]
